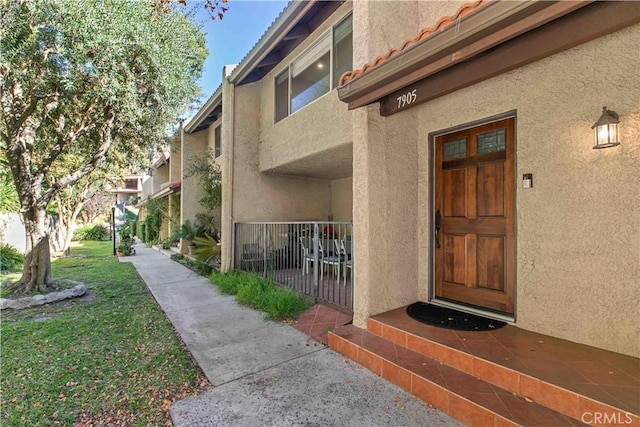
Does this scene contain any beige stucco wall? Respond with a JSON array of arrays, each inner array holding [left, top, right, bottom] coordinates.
[[205, 118, 222, 231], [141, 175, 153, 200], [231, 82, 333, 224], [153, 163, 169, 194], [180, 128, 208, 251], [349, 0, 426, 329], [353, 0, 422, 65], [169, 137, 182, 183], [331, 177, 353, 221], [355, 23, 640, 356], [352, 104, 421, 328], [258, 2, 353, 175]]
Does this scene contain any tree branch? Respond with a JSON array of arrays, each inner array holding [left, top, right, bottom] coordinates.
[[38, 114, 114, 207], [35, 98, 99, 179]]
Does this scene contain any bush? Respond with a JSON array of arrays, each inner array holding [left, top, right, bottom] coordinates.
[[138, 222, 146, 243], [192, 234, 220, 264], [117, 221, 135, 256], [209, 270, 312, 320], [0, 244, 23, 273], [72, 224, 109, 241]]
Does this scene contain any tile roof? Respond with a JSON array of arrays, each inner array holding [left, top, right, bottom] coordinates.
[[338, 0, 490, 86]]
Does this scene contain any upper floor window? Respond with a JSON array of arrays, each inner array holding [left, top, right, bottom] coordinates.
[[275, 13, 352, 123], [214, 125, 221, 158]]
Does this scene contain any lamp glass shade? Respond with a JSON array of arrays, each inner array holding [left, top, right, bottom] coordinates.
[[592, 107, 620, 149]]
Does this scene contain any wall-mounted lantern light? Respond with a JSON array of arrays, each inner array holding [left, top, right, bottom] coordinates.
[[592, 106, 620, 149]]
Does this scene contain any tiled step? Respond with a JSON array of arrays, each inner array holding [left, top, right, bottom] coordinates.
[[365, 309, 639, 426], [329, 325, 587, 427]]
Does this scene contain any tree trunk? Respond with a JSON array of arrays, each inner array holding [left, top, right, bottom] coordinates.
[[11, 207, 52, 293]]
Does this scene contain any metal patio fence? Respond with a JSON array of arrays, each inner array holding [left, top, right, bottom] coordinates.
[[234, 222, 353, 313]]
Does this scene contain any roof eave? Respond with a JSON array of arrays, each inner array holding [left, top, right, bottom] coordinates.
[[337, 0, 590, 108], [184, 87, 223, 134], [228, 1, 315, 85]]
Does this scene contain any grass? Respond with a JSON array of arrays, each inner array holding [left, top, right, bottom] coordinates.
[[1, 241, 208, 426], [209, 270, 313, 321]]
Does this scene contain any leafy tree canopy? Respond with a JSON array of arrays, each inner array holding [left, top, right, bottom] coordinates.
[[0, 0, 207, 291]]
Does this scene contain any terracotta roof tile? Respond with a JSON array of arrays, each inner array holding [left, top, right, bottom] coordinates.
[[339, 0, 490, 86]]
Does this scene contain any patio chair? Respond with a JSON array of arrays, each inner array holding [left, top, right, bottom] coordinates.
[[322, 239, 343, 279], [341, 237, 353, 286], [240, 243, 273, 272], [299, 236, 316, 275]]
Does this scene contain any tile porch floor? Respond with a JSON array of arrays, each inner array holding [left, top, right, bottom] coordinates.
[[295, 304, 639, 424], [367, 307, 639, 416]]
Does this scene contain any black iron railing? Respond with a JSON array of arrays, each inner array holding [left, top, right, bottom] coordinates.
[[234, 222, 353, 312]]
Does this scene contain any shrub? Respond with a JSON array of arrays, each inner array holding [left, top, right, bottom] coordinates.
[[72, 224, 109, 241], [192, 234, 220, 264], [0, 244, 23, 273], [117, 221, 136, 256], [263, 287, 311, 321], [209, 270, 312, 320]]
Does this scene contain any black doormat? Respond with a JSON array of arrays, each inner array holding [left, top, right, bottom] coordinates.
[[406, 302, 506, 331]]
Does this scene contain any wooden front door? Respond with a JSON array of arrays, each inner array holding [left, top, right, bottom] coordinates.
[[434, 118, 515, 314]]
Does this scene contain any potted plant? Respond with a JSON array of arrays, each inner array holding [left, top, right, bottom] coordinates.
[[161, 236, 172, 250], [179, 220, 204, 255]]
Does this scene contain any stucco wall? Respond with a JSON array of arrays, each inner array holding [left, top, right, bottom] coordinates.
[[349, 0, 426, 329], [353, 0, 421, 65], [153, 163, 169, 194], [331, 177, 353, 221], [352, 104, 420, 328], [141, 175, 154, 200], [181, 129, 208, 231], [169, 137, 182, 183], [231, 82, 332, 225], [258, 3, 353, 174], [395, 25, 639, 357]]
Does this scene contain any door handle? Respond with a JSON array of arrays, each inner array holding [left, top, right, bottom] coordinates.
[[435, 210, 442, 248]]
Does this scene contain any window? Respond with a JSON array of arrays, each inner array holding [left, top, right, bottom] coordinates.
[[214, 125, 221, 158], [275, 13, 352, 122], [275, 71, 289, 123], [477, 129, 506, 154], [333, 14, 352, 88]]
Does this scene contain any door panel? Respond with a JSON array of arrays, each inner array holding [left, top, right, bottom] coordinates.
[[477, 162, 504, 217], [434, 118, 515, 314], [443, 234, 467, 285], [443, 169, 467, 217], [477, 235, 505, 291]]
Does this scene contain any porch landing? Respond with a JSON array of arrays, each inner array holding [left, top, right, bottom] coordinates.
[[329, 306, 639, 426]]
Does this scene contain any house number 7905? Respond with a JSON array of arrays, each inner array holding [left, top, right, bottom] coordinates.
[[397, 89, 417, 109]]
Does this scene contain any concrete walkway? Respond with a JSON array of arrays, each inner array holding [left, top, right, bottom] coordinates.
[[121, 243, 460, 427]]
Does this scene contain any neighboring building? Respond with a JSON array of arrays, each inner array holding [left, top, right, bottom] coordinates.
[[177, 1, 640, 423], [111, 175, 143, 206], [110, 174, 144, 224], [182, 87, 223, 253], [136, 146, 181, 243]]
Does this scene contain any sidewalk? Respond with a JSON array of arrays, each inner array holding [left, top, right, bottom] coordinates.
[[121, 244, 460, 427]]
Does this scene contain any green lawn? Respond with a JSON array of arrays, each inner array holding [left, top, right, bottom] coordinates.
[[1, 241, 208, 426]]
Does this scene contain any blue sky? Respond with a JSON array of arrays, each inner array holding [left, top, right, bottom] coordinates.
[[192, 0, 288, 102]]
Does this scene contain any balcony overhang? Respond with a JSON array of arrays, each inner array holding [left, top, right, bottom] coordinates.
[[151, 181, 181, 199], [337, 1, 640, 115], [262, 143, 352, 180]]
